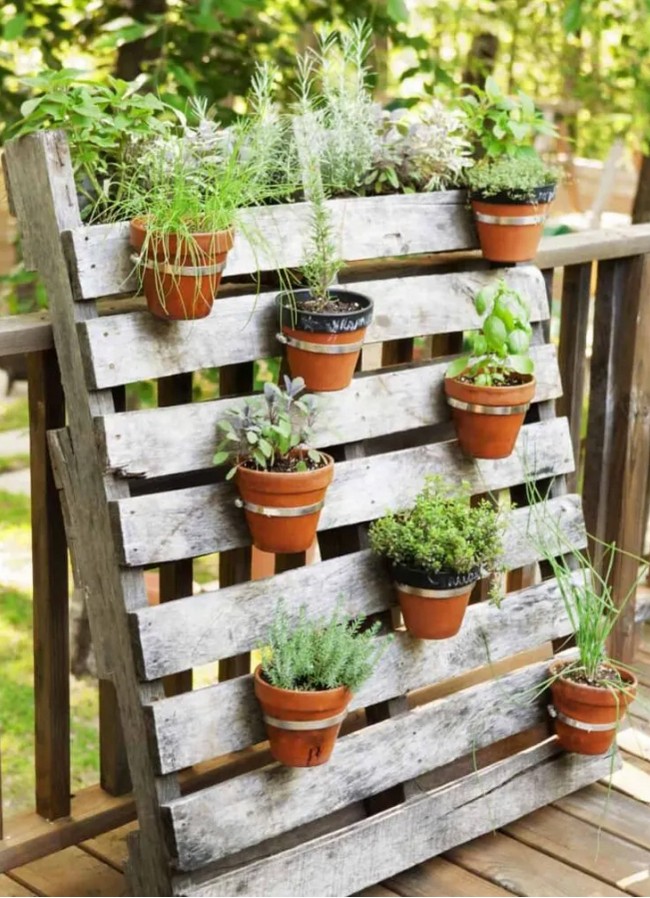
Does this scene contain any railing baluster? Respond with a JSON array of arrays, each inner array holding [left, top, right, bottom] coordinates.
[[28, 348, 70, 819]]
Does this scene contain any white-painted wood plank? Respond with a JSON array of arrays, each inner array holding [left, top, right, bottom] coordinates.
[[99, 343, 561, 479], [79, 267, 548, 389], [171, 742, 613, 896], [147, 575, 579, 773], [113, 417, 575, 566], [64, 192, 474, 300], [131, 494, 585, 680], [162, 656, 571, 870]]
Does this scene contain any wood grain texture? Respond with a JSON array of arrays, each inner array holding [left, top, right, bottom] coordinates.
[[4, 131, 177, 895], [79, 266, 548, 389], [27, 350, 70, 820], [555, 783, 650, 851], [0, 312, 53, 356], [170, 742, 613, 896], [146, 576, 578, 773], [114, 417, 575, 566], [504, 805, 650, 896], [162, 657, 574, 870], [64, 191, 474, 299], [99, 343, 561, 480], [385, 857, 515, 897], [131, 493, 586, 679], [535, 223, 650, 269], [8, 845, 125, 897], [447, 831, 627, 897], [0, 875, 36, 896]]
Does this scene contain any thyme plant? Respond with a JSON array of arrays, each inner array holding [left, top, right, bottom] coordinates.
[[213, 376, 325, 477], [369, 476, 505, 577], [260, 602, 390, 692], [446, 279, 534, 385], [467, 155, 560, 201]]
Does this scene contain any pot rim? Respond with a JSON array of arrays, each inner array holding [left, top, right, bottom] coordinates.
[[236, 450, 334, 483], [391, 561, 481, 588], [445, 372, 535, 391], [277, 288, 374, 319], [470, 185, 557, 205], [254, 665, 350, 701], [130, 217, 236, 243], [550, 660, 638, 697]]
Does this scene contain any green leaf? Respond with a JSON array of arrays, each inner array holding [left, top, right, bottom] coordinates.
[[446, 355, 470, 379], [485, 75, 502, 102], [387, 0, 409, 22], [509, 354, 535, 375], [507, 330, 530, 355], [508, 121, 531, 142], [212, 451, 230, 466], [246, 430, 258, 444], [3, 13, 28, 40], [483, 314, 508, 351], [474, 285, 493, 316], [226, 467, 237, 480], [563, 0, 583, 34], [258, 438, 273, 458], [19, 96, 44, 118]]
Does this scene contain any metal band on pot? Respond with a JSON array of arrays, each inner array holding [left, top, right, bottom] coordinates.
[[547, 705, 617, 733], [446, 396, 530, 416], [235, 498, 325, 517], [395, 582, 473, 599], [473, 212, 548, 226], [130, 253, 226, 277], [276, 333, 364, 355], [263, 710, 348, 731]]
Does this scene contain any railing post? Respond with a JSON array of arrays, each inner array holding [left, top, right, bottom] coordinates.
[[583, 254, 650, 664], [28, 347, 70, 819]]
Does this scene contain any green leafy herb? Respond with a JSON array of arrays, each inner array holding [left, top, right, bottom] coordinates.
[[446, 279, 534, 386], [466, 154, 560, 202], [260, 601, 391, 692]]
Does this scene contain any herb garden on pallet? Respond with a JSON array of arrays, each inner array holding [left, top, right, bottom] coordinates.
[[4, 26, 636, 898]]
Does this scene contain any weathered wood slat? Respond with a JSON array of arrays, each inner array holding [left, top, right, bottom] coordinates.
[[170, 743, 613, 897], [63, 192, 474, 299], [99, 343, 561, 480], [79, 267, 548, 389], [147, 576, 578, 774], [131, 494, 585, 679], [161, 656, 575, 870], [113, 417, 574, 566]]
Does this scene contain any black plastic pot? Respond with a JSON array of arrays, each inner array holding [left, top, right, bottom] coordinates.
[[276, 288, 374, 391]]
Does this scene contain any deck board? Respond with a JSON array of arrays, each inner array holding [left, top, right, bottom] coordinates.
[[8, 845, 125, 896]]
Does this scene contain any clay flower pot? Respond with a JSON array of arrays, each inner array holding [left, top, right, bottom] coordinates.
[[235, 452, 334, 554], [444, 373, 536, 459], [277, 288, 374, 392], [549, 662, 637, 755], [470, 185, 556, 263], [254, 665, 351, 767], [130, 219, 234, 321], [392, 563, 480, 639]]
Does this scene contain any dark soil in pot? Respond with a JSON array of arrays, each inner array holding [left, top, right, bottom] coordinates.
[[277, 288, 374, 392], [444, 373, 536, 459], [391, 562, 481, 640]]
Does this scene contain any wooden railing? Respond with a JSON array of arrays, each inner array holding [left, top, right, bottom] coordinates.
[[1, 222, 650, 868]]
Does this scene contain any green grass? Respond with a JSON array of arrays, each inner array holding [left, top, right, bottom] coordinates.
[[0, 489, 31, 545], [0, 453, 30, 474], [0, 397, 29, 433]]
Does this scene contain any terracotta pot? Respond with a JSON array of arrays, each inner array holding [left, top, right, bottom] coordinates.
[[130, 219, 234, 321], [254, 665, 351, 767], [549, 662, 637, 755], [277, 289, 374, 391], [444, 374, 536, 459], [392, 563, 480, 639], [235, 452, 334, 554], [471, 185, 555, 263]]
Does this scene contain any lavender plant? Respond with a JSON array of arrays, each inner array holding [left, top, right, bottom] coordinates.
[[213, 376, 326, 476]]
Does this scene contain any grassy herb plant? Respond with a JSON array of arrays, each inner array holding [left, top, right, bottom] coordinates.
[[213, 376, 326, 477], [525, 479, 645, 690], [466, 154, 560, 201], [369, 476, 505, 578], [457, 77, 557, 159], [260, 602, 390, 692], [446, 279, 534, 385]]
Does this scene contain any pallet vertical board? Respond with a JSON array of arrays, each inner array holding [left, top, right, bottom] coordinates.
[[3, 129, 609, 897]]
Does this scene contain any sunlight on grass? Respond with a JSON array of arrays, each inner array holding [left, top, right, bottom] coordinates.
[[0, 489, 31, 546], [0, 454, 30, 474], [0, 397, 29, 433]]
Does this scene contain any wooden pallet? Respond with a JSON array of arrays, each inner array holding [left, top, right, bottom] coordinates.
[[3, 130, 615, 897]]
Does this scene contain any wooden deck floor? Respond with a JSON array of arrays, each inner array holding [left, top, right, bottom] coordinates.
[[3, 632, 650, 898]]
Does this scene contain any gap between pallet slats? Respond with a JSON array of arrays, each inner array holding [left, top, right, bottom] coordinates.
[[161, 654, 574, 871], [112, 417, 574, 566], [98, 343, 561, 480], [170, 741, 613, 897], [146, 575, 579, 774], [78, 266, 548, 389], [63, 192, 474, 300]]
